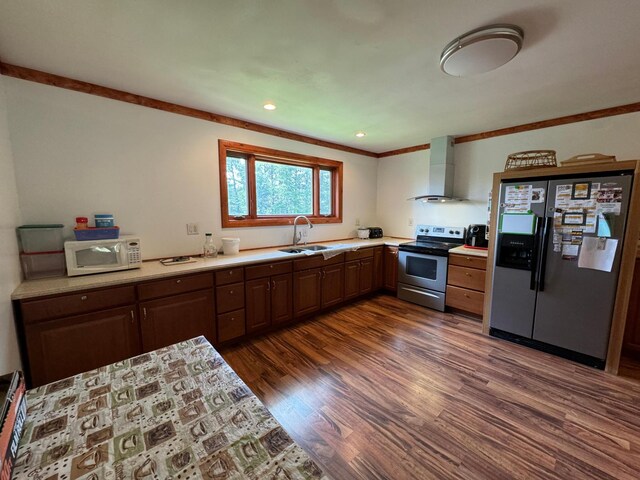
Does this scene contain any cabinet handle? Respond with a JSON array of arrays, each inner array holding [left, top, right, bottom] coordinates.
[[317, 271, 321, 279], [270, 265, 273, 269], [464, 294, 470, 298], [143, 307, 147, 319], [176, 279, 181, 284], [80, 295, 88, 301], [230, 316, 235, 321], [229, 270, 233, 275], [322, 271, 326, 279], [272, 280, 276, 290], [130, 310, 134, 323], [466, 257, 472, 261], [267, 282, 271, 292], [229, 290, 234, 295], [465, 272, 471, 277]]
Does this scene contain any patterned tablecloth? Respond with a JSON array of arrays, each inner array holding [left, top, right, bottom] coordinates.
[[12, 337, 328, 479]]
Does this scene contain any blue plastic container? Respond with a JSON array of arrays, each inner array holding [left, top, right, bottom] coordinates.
[[74, 227, 120, 241], [94, 214, 115, 228]]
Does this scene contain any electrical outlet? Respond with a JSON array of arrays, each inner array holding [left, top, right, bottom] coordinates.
[[186, 223, 199, 235], [408, 218, 414, 227], [355, 218, 360, 226]]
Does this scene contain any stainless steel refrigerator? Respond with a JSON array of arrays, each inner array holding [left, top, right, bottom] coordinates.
[[489, 170, 633, 368]]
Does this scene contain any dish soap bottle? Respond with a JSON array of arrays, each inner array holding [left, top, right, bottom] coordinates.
[[203, 233, 217, 258]]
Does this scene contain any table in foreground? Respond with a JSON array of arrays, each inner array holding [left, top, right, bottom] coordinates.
[[12, 336, 328, 479]]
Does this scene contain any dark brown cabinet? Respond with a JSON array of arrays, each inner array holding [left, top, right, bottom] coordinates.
[[384, 246, 399, 292], [25, 306, 141, 387], [345, 257, 374, 300], [373, 246, 384, 290], [16, 243, 397, 387], [215, 267, 246, 343], [322, 263, 344, 308], [140, 289, 215, 351], [245, 261, 293, 333], [294, 268, 322, 317], [623, 258, 640, 358], [293, 254, 345, 317], [344, 248, 375, 300], [138, 273, 216, 350]]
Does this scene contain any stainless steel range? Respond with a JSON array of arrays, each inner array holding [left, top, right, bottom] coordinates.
[[397, 224, 466, 311]]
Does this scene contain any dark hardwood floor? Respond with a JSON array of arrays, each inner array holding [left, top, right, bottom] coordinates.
[[221, 294, 640, 480]]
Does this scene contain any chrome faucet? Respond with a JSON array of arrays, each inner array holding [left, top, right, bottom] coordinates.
[[292, 215, 313, 246]]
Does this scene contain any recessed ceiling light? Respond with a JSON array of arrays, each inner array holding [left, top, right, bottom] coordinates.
[[355, 132, 366, 138], [263, 103, 276, 111], [440, 24, 524, 76]]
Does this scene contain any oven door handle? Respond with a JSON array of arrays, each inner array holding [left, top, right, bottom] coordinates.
[[401, 287, 441, 299]]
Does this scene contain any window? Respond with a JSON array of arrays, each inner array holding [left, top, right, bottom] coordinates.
[[219, 140, 343, 227]]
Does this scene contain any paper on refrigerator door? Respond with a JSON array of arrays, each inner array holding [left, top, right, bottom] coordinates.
[[578, 237, 618, 272]]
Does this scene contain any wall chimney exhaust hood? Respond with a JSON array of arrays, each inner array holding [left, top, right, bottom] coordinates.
[[411, 136, 465, 203]]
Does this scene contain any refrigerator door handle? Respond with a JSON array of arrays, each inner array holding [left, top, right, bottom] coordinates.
[[538, 216, 553, 292], [530, 217, 542, 290]]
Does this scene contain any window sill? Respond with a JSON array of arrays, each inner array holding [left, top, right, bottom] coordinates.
[[222, 216, 342, 228]]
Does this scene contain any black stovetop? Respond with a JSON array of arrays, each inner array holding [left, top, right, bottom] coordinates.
[[398, 239, 463, 257]]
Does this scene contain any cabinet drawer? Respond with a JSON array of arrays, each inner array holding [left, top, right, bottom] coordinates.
[[447, 265, 486, 292], [215, 267, 244, 286], [446, 285, 484, 316], [345, 248, 374, 262], [216, 282, 245, 314], [21, 285, 136, 324], [294, 253, 344, 271], [218, 309, 246, 343], [448, 253, 487, 270], [245, 261, 292, 280], [138, 273, 213, 301]]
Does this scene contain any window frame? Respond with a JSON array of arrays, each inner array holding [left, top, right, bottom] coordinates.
[[218, 139, 343, 228]]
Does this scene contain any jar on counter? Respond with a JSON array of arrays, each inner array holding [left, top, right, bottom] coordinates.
[[94, 214, 115, 228], [75, 217, 89, 229]]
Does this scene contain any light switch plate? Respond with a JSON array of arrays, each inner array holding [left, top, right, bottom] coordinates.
[[187, 223, 199, 235]]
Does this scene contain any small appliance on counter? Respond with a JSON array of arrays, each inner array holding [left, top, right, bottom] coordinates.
[[465, 224, 489, 249], [368, 227, 383, 239], [64, 236, 141, 276], [357, 227, 370, 239]]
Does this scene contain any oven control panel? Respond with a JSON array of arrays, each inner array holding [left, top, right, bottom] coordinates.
[[416, 224, 465, 239]]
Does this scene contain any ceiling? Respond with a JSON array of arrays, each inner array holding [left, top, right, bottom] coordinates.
[[1, 0, 640, 154]]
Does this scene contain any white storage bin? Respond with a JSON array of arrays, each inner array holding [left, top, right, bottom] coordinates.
[[20, 252, 66, 280], [17, 225, 64, 253], [222, 237, 240, 255]]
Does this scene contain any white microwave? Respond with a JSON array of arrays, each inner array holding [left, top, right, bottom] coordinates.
[[64, 236, 141, 276]]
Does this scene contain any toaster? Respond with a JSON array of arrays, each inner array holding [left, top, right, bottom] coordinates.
[[465, 224, 488, 248], [368, 227, 383, 239]]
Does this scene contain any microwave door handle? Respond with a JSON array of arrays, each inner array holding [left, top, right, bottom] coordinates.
[[529, 217, 542, 290], [538, 216, 553, 292]]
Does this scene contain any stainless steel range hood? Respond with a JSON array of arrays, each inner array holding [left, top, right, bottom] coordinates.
[[411, 136, 465, 203]]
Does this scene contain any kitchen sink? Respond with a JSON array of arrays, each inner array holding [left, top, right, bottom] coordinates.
[[301, 245, 330, 251], [278, 248, 306, 254]]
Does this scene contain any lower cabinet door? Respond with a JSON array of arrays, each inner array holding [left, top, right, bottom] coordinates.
[[322, 264, 344, 308], [293, 268, 321, 317], [384, 247, 399, 292], [271, 273, 293, 325], [25, 306, 141, 387], [359, 257, 374, 295], [344, 260, 361, 300], [373, 246, 384, 290], [140, 290, 215, 351], [246, 278, 271, 333]]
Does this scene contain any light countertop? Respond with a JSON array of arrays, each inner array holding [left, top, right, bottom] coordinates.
[[12, 237, 409, 300], [449, 245, 489, 258]]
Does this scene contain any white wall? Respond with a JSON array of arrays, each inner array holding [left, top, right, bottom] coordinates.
[[5, 79, 379, 259], [378, 112, 640, 238], [0, 74, 23, 374]]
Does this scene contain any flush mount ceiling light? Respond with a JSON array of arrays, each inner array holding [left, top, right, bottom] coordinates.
[[440, 24, 524, 77], [355, 131, 366, 138], [263, 103, 276, 110]]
